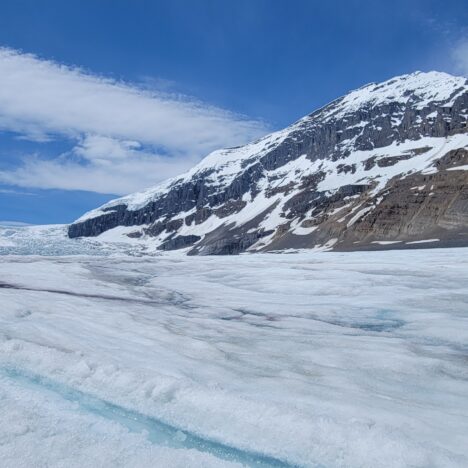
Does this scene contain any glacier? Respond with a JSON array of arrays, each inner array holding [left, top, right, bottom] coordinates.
[[0, 225, 467, 467]]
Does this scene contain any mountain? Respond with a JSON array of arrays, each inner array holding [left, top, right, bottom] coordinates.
[[69, 71, 468, 254]]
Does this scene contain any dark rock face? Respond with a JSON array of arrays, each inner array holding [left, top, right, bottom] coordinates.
[[69, 72, 468, 254], [268, 149, 468, 252], [190, 230, 274, 256], [159, 235, 201, 251], [283, 183, 371, 220], [350, 161, 468, 241]]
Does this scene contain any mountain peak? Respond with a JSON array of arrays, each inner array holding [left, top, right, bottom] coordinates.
[[321, 71, 467, 123]]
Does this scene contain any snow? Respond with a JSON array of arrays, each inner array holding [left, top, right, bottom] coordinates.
[[96, 225, 147, 243], [371, 240, 402, 245], [447, 164, 468, 171], [318, 133, 468, 193], [1, 247, 468, 467], [323, 71, 467, 121], [406, 238, 440, 244], [346, 206, 372, 227], [291, 223, 318, 236], [0, 238, 15, 247]]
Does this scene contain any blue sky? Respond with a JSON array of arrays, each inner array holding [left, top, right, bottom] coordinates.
[[0, 0, 467, 224]]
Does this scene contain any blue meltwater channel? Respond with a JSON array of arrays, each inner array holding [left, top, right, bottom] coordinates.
[[1, 367, 308, 467]]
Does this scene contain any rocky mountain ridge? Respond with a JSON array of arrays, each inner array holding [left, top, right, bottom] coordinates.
[[69, 71, 468, 254]]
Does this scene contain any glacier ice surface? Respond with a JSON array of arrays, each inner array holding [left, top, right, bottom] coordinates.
[[0, 227, 467, 467]]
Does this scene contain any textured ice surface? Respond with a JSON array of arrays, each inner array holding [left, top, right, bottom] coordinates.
[[0, 224, 154, 256], [0, 248, 468, 467]]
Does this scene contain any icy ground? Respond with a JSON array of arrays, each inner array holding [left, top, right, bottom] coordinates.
[[0, 242, 467, 466], [0, 224, 153, 256]]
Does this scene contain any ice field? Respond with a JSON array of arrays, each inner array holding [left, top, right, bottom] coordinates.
[[0, 227, 467, 467]]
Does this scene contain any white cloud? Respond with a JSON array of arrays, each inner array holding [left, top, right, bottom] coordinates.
[[74, 135, 142, 162], [0, 47, 268, 194], [452, 38, 468, 77], [0, 148, 199, 195]]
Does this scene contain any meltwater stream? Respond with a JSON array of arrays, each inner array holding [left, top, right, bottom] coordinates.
[[1, 367, 300, 468]]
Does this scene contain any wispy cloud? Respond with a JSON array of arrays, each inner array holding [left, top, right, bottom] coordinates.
[[0, 220, 32, 226], [0, 149, 198, 195], [0, 188, 36, 196], [452, 38, 468, 77], [0, 47, 268, 194]]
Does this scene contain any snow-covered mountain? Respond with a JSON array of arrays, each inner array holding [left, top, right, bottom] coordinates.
[[69, 71, 468, 254]]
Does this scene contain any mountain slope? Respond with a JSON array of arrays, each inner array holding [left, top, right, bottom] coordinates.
[[69, 71, 468, 254]]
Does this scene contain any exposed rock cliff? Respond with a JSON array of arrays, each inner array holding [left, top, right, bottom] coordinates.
[[69, 71, 468, 253]]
